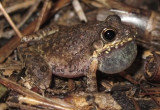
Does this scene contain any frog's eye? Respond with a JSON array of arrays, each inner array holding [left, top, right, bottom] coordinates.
[[101, 28, 116, 42]]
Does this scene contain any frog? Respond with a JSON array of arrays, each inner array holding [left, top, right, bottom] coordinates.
[[18, 15, 137, 91]]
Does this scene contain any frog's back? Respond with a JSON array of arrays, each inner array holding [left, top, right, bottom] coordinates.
[[42, 23, 104, 78]]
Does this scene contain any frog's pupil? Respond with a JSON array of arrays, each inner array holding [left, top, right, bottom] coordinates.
[[103, 30, 116, 41]]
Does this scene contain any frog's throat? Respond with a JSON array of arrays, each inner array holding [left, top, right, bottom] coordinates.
[[92, 37, 134, 58]]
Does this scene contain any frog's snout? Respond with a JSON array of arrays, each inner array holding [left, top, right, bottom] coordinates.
[[98, 41, 137, 74]]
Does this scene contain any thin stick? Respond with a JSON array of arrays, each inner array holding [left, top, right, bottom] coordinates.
[[0, 0, 36, 16], [35, 0, 50, 32], [119, 72, 160, 107], [19, 0, 42, 31], [0, 2, 22, 38], [0, 77, 74, 110], [72, 0, 87, 22], [7, 102, 43, 110], [2, 0, 42, 38]]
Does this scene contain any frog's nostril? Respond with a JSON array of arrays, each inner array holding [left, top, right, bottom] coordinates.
[[101, 29, 116, 42]]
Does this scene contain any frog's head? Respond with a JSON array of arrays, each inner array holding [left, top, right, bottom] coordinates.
[[93, 15, 137, 74]]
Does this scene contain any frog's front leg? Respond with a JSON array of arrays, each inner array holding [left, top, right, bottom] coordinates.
[[21, 25, 59, 42], [24, 55, 52, 90], [86, 41, 104, 92], [86, 58, 98, 92]]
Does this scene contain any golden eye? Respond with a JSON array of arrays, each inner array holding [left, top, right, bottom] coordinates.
[[101, 28, 116, 42]]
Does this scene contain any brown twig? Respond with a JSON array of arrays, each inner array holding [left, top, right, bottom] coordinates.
[[2, 0, 42, 39], [50, 0, 71, 14], [119, 72, 139, 85], [119, 72, 160, 107], [0, 77, 74, 110], [7, 102, 43, 110], [35, 0, 50, 32], [0, 0, 36, 17], [72, 0, 87, 22], [0, 2, 22, 38], [0, 62, 22, 70], [18, 0, 42, 30], [130, 97, 141, 110], [0, 2, 50, 63]]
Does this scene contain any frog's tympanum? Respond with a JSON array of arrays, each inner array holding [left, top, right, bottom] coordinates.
[[19, 15, 137, 89]]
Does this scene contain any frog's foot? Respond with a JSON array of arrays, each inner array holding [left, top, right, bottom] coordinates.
[[24, 55, 52, 90]]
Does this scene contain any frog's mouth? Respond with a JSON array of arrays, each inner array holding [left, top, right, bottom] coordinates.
[[98, 38, 137, 74]]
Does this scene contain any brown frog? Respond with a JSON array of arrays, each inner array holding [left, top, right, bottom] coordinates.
[[19, 15, 137, 90]]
